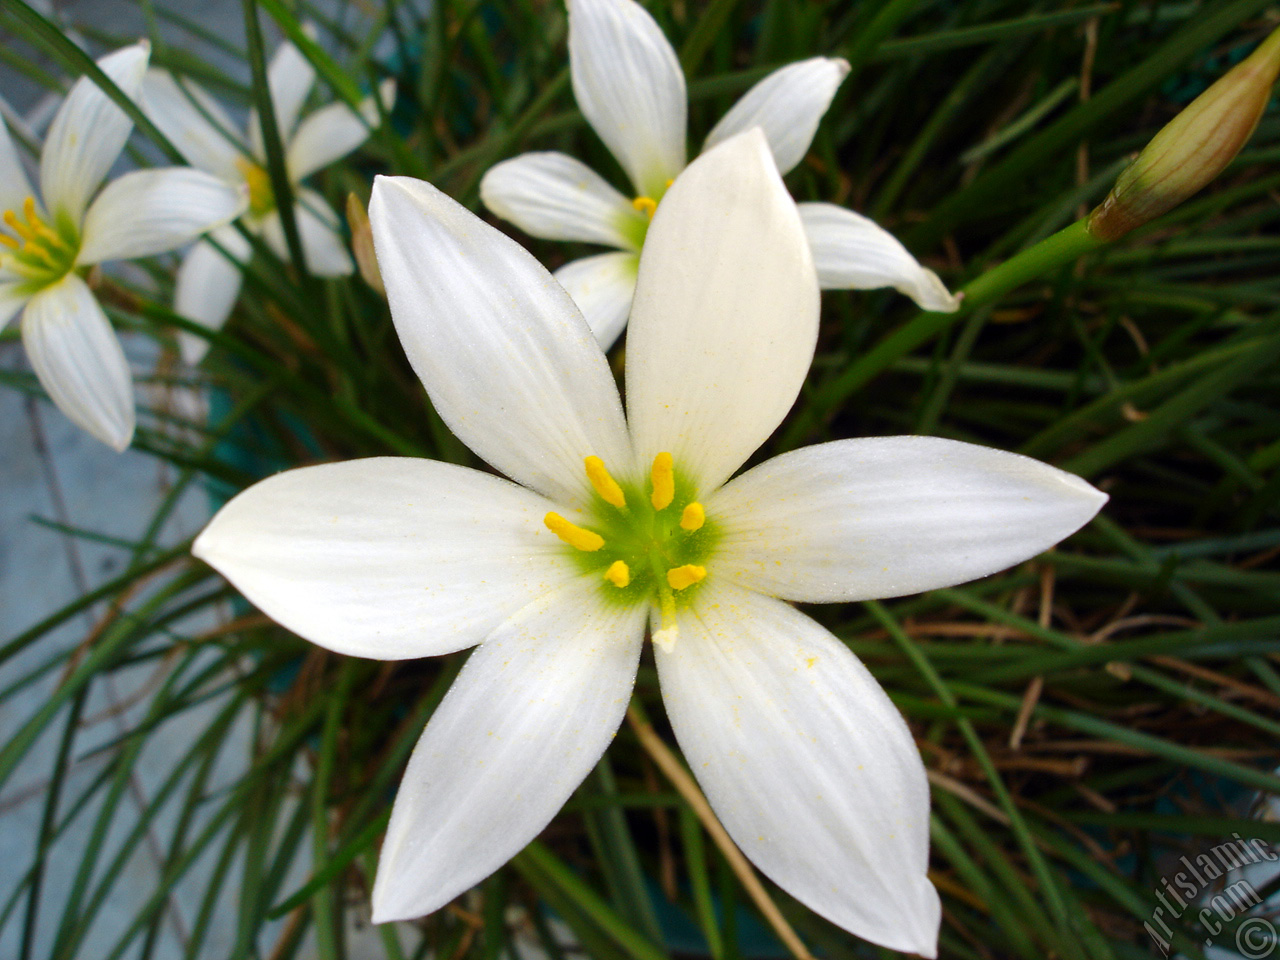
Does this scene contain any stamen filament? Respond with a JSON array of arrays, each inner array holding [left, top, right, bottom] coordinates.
[[0, 233, 18, 250], [680, 503, 705, 531], [632, 196, 657, 218], [544, 512, 605, 552], [651, 452, 674, 510], [604, 560, 630, 588], [667, 564, 706, 591], [584, 456, 626, 509]]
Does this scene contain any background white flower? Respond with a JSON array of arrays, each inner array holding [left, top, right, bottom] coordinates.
[[193, 131, 1105, 956], [141, 35, 394, 363], [480, 0, 959, 350], [0, 42, 247, 450]]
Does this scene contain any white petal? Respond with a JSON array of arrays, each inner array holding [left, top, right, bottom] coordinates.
[[296, 190, 353, 275], [567, 0, 686, 197], [480, 152, 645, 250], [259, 190, 353, 276], [78, 168, 246, 265], [625, 129, 818, 493], [703, 57, 850, 176], [175, 224, 252, 364], [193, 457, 584, 660], [139, 69, 248, 180], [286, 78, 394, 181], [711, 435, 1108, 603], [249, 35, 317, 158], [369, 175, 631, 507], [798, 202, 960, 312], [553, 251, 637, 351], [1, 281, 31, 331], [0, 115, 37, 218], [21, 274, 134, 450], [40, 43, 150, 227], [371, 576, 646, 922], [657, 581, 939, 957]]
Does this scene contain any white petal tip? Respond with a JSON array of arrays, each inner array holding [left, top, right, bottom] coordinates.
[[832, 57, 852, 77], [909, 268, 962, 313]]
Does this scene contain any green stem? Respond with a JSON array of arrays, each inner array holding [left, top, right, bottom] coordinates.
[[959, 219, 1106, 310]]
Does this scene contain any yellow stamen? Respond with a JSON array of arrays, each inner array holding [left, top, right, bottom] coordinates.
[[667, 564, 706, 591], [604, 560, 631, 588], [651, 452, 674, 510], [0, 233, 18, 250], [584, 456, 626, 509], [632, 196, 657, 218], [544, 512, 605, 552], [23, 241, 59, 268], [23, 197, 37, 222], [4, 209, 35, 242], [680, 502, 705, 532]]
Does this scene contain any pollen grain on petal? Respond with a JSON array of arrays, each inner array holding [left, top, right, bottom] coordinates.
[[585, 455, 626, 509], [604, 560, 631, 588], [667, 564, 706, 591], [544, 512, 605, 552], [680, 502, 705, 531], [651, 452, 675, 510]]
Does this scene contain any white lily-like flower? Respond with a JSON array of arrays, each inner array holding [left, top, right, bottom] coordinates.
[[480, 0, 959, 351], [140, 37, 395, 363], [0, 42, 247, 450], [193, 131, 1104, 956]]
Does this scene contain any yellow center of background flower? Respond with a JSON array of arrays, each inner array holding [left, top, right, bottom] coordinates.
[[0, 197, 78, 288]]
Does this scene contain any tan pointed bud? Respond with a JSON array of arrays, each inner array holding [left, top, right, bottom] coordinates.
[[346, 192, 385, 297], [1088, 26, 1280, 242]]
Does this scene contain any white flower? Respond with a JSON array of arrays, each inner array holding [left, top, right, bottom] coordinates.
[[480, 0, 959, 351], [140, 35, 395, 363], [0, 42, 247, 450], [193, 131, 1105, 956]]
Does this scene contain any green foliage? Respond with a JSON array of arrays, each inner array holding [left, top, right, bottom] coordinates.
[[1, 0, 1278, 957]]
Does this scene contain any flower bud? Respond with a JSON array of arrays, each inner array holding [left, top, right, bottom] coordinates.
[[346, 192, 385, 297], [1088, 26, 1280, 242]]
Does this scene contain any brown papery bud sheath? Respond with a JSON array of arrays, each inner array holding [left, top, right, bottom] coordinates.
[[347, 192, 386, 297], [1088, 26, 1280, 242]]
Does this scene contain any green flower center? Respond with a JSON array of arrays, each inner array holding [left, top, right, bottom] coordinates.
[[545, 452, 719, 649], [237, 158, 277, 218], [618, 178, 674, 251], [0, 197, 80, 290]]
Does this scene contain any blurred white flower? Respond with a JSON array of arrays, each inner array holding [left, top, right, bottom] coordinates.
[[480, 0, 958, 350], [141, 35, 394, 363], [194, 131, 1104, 956], [0, 42, 246, 450]]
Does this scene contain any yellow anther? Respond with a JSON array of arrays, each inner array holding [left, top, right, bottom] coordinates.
[[23, 197, 37, 222], [632, 196, 657, 218], [4, 209, 34, 241], [0, 233, 17, 250], [584, 456, 626, 509], [665, 179, 674, 188], [667, 564, 706, 591], [680, 502, 705, 532], [604, 560, 631, 588], [544, 512, 605, 552], [651, 452, 674, 510]]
